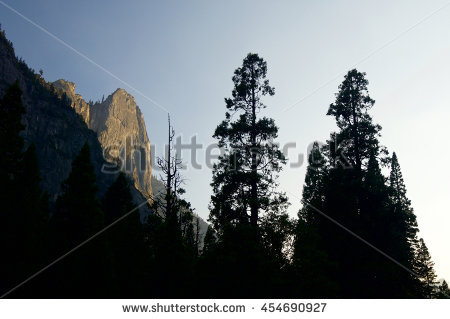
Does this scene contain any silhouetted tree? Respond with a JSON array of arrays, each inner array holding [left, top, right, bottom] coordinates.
[[194, 215, 201, 257], [49, 143, 108, 297], [437, 280, 450, 299], [298, 142, 328, 225], [16, 144, 49, 284], [149, 115, 195, 297], [414, 238, 437, 298], [387, 152, 421, 296], [260, 210, 293, 270], [210, 53, 287, 229], [154, 115, 183, 233], [202, 225, 216, 255], [206, 53, 291, 298], [103, 172, 148, 297], [327, 69, 387, 172], [360, 151, 395, 296], [0, 81, 25, 190], [292, 69, 433, 298], [320, 70, 390, 297], [292, 142, 338, 297], [0, 83, 49, 297], [0, 82, 26, 294]]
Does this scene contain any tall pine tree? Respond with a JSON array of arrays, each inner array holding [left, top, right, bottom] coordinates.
[[387, 152, 421, 297], [0, 83, 49, 297], [293, 69, 432, 298], [49, 142, 108, 297], [0, 82, 26, 294], [292, 142, 338, 297], [414, 238, 438, 298], [206, 53, 290, 298], [103, 172, 148, 297], [327, 69, 387, 172], [437, 280, 450, 298], [210, 53, 287, 230], [323, 69, 389, 297]]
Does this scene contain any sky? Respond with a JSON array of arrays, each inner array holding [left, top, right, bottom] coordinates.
[[1, 0, 449, 281]]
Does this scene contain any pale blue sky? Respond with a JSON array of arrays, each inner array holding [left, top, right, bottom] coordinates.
[[1, 0, 449, 281]]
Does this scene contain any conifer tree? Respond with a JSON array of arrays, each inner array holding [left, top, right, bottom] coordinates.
[[387, 152, 420, 296], [202, 225, 216, 255], [292, 142, 338, 297], [0, 82, 26, 249], [0, 83, 50, 296], [414, 238, 437, 298], [179, 199, 196, 253], [437, 280, 450, 299], [194, 215, 201, 257], [321, 69, 389, 297], [207, 53, 289, 298], [0, 82, 26, 293], [260, 210, 293, 269], [17, 144, 49, 271], [49, 142, 107, 297], [53, 143, 103, 242], [0, 81, 25, 185], [298, 142, 327, 225], [210, 53, 287, 230], [389, 152, 418, 248], [196, 224, 217, 297], [295, 69, 426, 298], [327, 69, 387, 172], [360, 151, 395, 296], [103, 172, 147, 297]]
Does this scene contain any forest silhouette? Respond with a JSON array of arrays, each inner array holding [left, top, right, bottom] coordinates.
[[0, 27, 448, 298]]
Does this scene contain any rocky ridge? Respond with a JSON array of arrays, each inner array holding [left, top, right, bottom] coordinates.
[[53, 80, 153, 200], [0, 29, 150, 215], [0, 28, 206, 240]]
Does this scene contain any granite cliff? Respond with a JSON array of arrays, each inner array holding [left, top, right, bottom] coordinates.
[[53, 80, 153, 200], [0, 28, 207, 241], [0, 28, 150, 214]]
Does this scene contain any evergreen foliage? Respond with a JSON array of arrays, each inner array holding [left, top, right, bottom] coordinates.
[[0, 83, 49, 297], [0, 46, 443, 299], [103, 172, 149, 297], [291, 70, 436, 298], [49, 142, 108, 297], [204, 53, 292, 298], [209, 53, 287, 229], [414, 238, 438, 298], [437, 280, 450, 299]]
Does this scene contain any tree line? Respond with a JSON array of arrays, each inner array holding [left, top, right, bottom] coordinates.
[[0, 53, 448, 298]]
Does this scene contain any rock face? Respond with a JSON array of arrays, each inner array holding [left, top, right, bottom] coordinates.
[[52, 81, 153, 200], [0, 30, 150, 215], [1, 28, 206, 240], [53, 79, 90, 123], [91, 89, 152, 199]]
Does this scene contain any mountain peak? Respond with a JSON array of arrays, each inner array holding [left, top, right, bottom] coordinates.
[[51, 79, 152, 200], [112, 88, 129, 96], [107, 88, 135, 105], [52, 79, 76, 99]]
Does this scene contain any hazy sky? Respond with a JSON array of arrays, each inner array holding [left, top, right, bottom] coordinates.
[[1, 0, 449, 281]]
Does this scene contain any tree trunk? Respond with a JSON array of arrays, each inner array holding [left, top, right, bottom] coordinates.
[[166, 115, 172, 219], [250, 67, 258, 226]]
